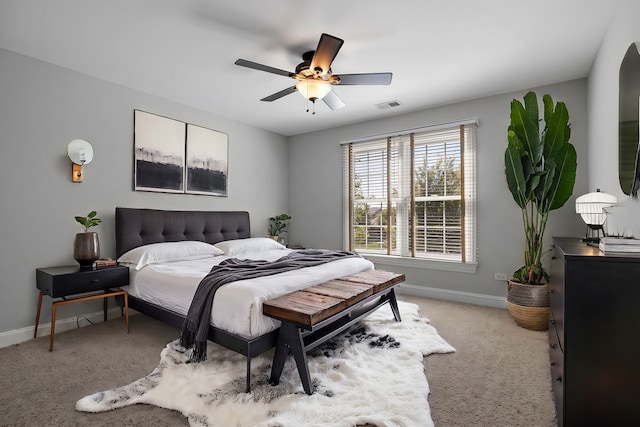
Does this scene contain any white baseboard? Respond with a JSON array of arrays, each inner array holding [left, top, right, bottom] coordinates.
[[397, 283, 507, 309], [0, 308, 132, 349]]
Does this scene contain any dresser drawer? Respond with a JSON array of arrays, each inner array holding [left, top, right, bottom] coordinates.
[[549, 325, 564, 426], [549, 306, 564, 352], [549, 323, 563, 376], [36, 265, 129, 298], [549, 246, 565, 351]]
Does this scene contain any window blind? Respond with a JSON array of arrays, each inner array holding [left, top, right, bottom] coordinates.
[[342, 121, 477, 265]]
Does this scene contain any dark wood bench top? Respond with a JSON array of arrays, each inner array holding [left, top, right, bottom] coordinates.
[[340, 270, 406, 292], [263, 270, 404, 327]]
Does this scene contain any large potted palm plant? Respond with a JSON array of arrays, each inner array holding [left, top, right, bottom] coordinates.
[[504, 91, 577, 330]]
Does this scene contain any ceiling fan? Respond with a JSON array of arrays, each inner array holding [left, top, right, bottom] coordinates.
[[234, 33, 392, 113]]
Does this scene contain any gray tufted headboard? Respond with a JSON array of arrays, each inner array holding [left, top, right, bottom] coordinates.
[[115, 207, 251, 257]]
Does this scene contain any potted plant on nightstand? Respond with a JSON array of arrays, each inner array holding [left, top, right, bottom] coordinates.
[[268, 214, 292, 243], [74, 211, 102, 267], [504, 91, 577, 330]]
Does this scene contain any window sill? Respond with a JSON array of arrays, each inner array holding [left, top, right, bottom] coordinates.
[[362, 254, 477, 273]]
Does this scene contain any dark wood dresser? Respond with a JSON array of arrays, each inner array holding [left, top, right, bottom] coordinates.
[[550, 237, 640, 427]]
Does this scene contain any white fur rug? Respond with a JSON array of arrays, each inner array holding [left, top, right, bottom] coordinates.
[[76, 301, 455, 427]]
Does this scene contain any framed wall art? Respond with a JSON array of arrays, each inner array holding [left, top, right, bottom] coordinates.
[[133, 110, 229, 196], [186, 124, 228, 196], [134, 110, 186, 193]]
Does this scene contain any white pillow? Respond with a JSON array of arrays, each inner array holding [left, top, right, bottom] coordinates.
[[117, 241, 224, 270], [213, 237, 286, 257]]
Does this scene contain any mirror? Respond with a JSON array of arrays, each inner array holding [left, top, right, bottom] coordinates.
[[619, 42, 640, 196]]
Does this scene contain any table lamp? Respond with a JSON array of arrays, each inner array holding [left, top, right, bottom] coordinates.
[[575, 189, 617, 243]]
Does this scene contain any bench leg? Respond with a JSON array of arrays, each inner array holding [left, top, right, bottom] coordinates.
[[269, 322, 314, 395], [388, 289, 401, 322], [269, 331, 288, 386]]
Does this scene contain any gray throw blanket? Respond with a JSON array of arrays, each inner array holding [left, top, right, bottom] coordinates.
[[180, 249, 360, 362]]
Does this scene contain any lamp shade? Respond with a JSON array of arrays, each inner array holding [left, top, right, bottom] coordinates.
[[67, 139, 94, 165], [575, 190, 617, 227], [296, 79, 331, 101]]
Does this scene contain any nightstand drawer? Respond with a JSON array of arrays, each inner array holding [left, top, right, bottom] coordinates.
[[36, 265, 129, 298]]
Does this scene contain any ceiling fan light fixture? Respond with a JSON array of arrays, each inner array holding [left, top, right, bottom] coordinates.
[[296, 79, 331, 101]]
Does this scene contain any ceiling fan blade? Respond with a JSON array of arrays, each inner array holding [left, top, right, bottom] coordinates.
[[235, 59, 293, 77], [260, 86, 298, 102], [335, 73, 393, 85], [309, 33, 344, 75], [322, 89, 346, 110]]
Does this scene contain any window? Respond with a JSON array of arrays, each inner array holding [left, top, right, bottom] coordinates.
[[342, 120, 477, 269]]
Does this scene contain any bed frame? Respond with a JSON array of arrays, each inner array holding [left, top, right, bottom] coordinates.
[[115, 207, 279, 392]]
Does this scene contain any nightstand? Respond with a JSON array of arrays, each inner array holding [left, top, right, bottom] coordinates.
[[34, 264, 130, 351]]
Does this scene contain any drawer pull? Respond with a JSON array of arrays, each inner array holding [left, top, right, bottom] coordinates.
[[550, 362, 556, 366], [550, 343, 556, 349], [550, 320, 556, 325], [91, 279, 99, 283]]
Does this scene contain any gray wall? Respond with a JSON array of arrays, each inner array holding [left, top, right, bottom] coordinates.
[[288, 80, 589, 301], [588, 0, 640, 237], [0, 48, 288, 335], [1, 32, 607, 337]]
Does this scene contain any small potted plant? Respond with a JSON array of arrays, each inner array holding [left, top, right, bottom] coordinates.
[[268, 214, 291, 242], [73, 211, 102, 267], [504, 91, 577, 330]]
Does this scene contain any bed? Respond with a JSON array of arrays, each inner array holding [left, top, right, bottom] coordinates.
[[114, 207, 374, 391]]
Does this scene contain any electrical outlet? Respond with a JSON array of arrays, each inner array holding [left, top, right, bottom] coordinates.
[[494, 273, 508, 281]]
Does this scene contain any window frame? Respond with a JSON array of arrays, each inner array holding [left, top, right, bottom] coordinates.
[[342, 119, 478, 273]]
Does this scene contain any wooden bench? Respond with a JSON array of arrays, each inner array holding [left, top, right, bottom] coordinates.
[[263, 270, 405, 395]]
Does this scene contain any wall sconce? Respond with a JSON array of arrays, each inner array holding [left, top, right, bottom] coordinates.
[[67, 139, 93, 183]]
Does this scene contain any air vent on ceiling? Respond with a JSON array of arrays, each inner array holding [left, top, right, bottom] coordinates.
[[376, 100, 402, 110]]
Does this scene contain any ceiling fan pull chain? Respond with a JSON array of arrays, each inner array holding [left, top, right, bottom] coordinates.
[[307, 98, 316, 115]]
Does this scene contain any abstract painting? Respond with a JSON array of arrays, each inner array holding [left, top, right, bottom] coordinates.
[[134, 110, 186, 193], [185, 124, 228, 196]]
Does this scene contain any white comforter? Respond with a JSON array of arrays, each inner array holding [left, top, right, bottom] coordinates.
[[124, 249, 374, 339]]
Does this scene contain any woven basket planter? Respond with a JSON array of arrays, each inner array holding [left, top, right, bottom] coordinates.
[[506, 280, 550, 331]]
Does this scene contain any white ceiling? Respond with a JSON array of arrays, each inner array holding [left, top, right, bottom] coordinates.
[[0, 0, 621, 136]]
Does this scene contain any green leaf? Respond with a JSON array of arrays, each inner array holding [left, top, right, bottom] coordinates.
[[504, 143, 528, 209], [542, 97, 570, 158], [510, 92, 542, 167], [523, 91, 540, 136], [75, 211, 101, 232], [546, 144, 577, 211], [543, 93, 554, 126], [535, 159, 556, 212], [513, 266, 527, 282]]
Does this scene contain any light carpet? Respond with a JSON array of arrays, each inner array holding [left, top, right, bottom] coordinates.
[[76, 301, 455, 427]]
